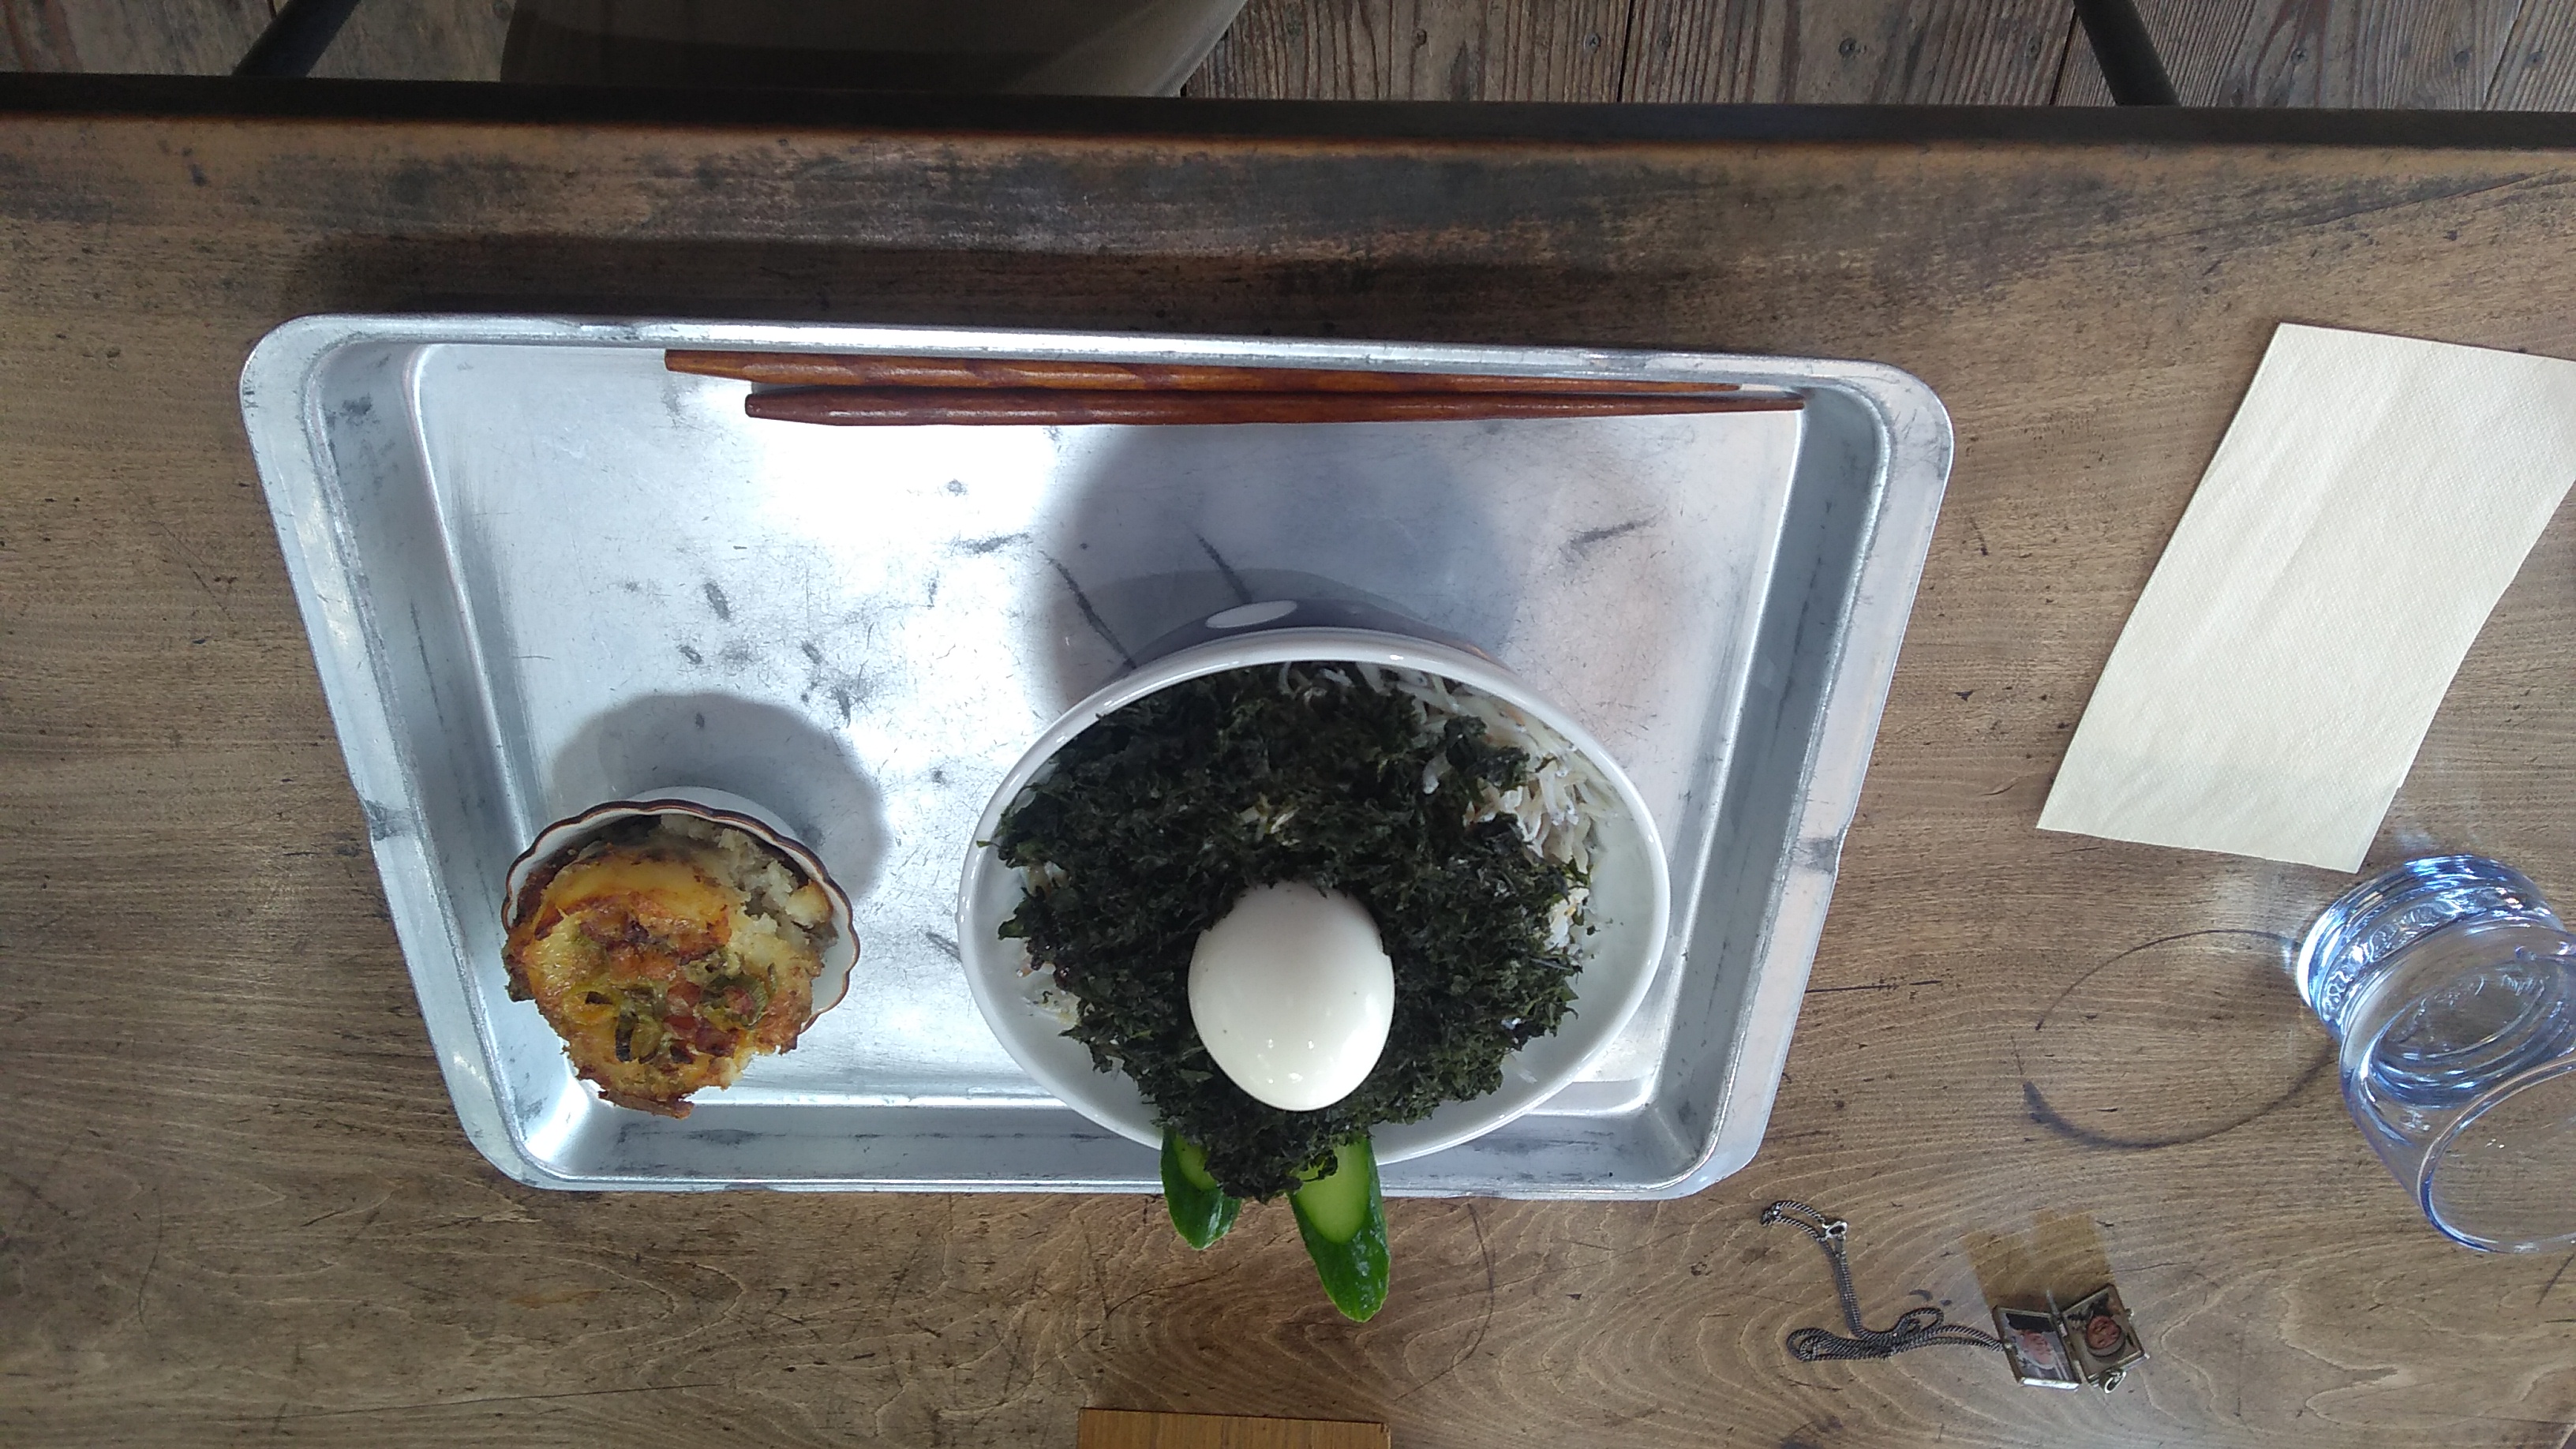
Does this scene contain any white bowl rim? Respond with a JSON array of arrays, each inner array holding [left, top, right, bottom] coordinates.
[[503, 788, 860, 1022], [956, 626, 1673, 1164]]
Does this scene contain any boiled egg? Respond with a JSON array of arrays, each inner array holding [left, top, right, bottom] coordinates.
[[1188, 882, 1395, 1111]]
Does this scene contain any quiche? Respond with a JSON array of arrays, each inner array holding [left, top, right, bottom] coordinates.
[[504, 814, 837, 1116]]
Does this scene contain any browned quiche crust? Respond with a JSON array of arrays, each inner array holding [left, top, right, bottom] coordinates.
[[504, 817, 834, 1117]]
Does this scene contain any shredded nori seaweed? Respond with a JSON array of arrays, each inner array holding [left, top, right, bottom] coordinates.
[[994, 663, 1586, 1200]]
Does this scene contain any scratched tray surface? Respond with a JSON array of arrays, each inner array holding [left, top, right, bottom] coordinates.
[[242, 317, 1950, 1195]]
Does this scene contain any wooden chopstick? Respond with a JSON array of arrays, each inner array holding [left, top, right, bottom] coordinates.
[[668, 350, 1741, 397], [741, 386, 1804, 427]]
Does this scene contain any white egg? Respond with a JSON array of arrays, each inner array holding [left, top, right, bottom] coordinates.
[[1188, 882, 1395, 1112]]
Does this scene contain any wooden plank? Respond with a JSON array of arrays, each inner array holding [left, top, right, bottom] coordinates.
[[2127, 0, 2524, 107], [1078, 1408, 1391, 1449], [5, 0, 507, 80], [51, 0, 267, 73], [1621, 0, 2074, 104], [308, 0, 513, 81], [3, 0, 84, 69], [6, 0, 506, 78], [19, 0, 2556, 103], [2490, 0, 2576, 109], [2055, 7, 2118, 103], [1185, 0, 1629, 101], [9, 110, 2576, 1449]]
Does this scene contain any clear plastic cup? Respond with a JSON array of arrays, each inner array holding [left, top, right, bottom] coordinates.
[[2294, 855, 2576, 1252]]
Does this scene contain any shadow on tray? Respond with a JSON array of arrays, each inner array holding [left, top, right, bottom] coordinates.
[[547, 691, 889, 905], [1024, 424, 1523, 706]]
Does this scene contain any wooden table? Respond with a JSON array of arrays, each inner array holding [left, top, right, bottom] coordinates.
[[6, 80, 2575, 1447], [24, 1, 2576, 113]]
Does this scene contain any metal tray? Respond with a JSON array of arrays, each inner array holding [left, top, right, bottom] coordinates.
[[240, 316, 1950, 1197]]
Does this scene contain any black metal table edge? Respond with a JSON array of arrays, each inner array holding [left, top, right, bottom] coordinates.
[[4, 73, 2574, 151]]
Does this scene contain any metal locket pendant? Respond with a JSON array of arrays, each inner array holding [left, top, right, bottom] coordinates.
[[1764, 1201, 2147, 1394], [1994, 1286, 2147, 1391]]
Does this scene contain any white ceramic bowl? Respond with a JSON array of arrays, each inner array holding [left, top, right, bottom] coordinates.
[[956, 615, 1672, 1166], [504, 786, 860, 1024]]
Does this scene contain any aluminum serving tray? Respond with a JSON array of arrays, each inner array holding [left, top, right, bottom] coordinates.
[[240, 316, 1949, 1197]]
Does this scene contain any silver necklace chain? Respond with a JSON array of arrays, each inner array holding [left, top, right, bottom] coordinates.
[[1762, 1200, 2009, 1361]]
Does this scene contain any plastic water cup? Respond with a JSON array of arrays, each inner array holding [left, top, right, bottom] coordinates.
[[2293, 855, 2576, 1252]]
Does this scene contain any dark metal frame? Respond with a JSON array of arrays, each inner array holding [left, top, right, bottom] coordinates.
[[3, 73, 2573, 148], [2070, 0, 2178, 107], [234, 0, 368, 78]]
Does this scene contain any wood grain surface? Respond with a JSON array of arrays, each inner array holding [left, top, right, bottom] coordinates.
[[1186, 0, 2084, 101], [1189, 0, 1632, 100], [16, 1, 2576, 110], [2, 0, 513, 76], [1620, 0, 2076, 103], [2482, 0, 2576, 109], [11, 0, 264, 72], [6, 103, 2576, 1449], [308, 0, 512, 83], [2054, 12, 2119, 105], [2, 0, 84, 69], [1186, 0, 2576, 107], [1077, 1407, 1391, 1449], [2106, 0, 2529, 107]]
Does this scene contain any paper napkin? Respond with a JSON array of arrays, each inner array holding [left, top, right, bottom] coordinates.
[[2038, 323, 2576, 871]]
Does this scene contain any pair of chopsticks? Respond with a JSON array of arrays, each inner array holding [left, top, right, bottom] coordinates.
[[664, 350, 1803, 426]]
